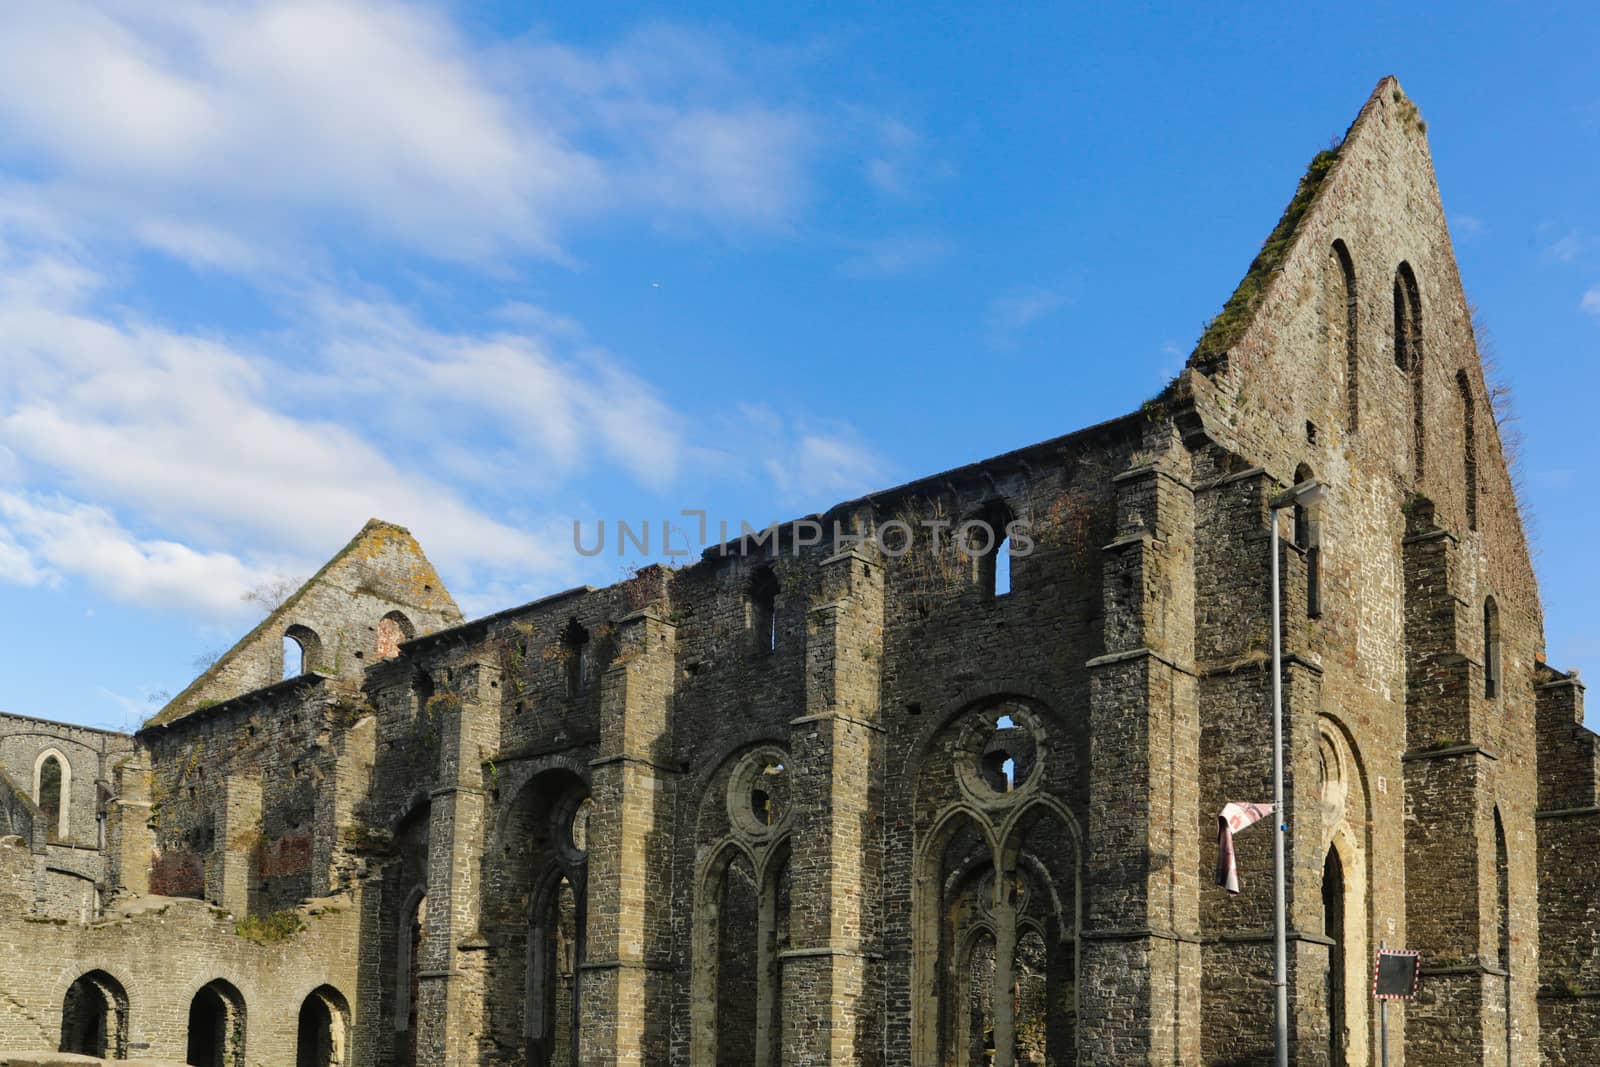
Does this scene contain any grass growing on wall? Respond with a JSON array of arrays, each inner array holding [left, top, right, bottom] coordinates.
[[234, 908, 305, 944], [1191, 146, 1343, 371]]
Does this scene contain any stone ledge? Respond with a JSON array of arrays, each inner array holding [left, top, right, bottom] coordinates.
[[1, 1057, 188, 1067], [1205, 928, 1335, 948], [1101, 532, 1154, 552], [1536, 675, 1587, 692], [1421, 962, 1507, 978], [1402, 528, 1458, 547], [1085, 647, 1197, 677], [1112, 463, 1194, 490], [1401, 743, 1499, 762], [787, 711, 886, 734], [779, 946, 885, 961], [1194, 465, 1267, 492], [1078, 926, 1203, 945], [587, 753, 683, 774], [1535, 805, 1600, 820]]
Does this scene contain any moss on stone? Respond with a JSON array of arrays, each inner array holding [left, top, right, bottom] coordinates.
[[1191, 146, 1342, 371], [234, 908, 305, 943]]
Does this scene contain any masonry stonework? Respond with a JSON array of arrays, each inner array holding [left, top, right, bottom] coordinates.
[[1, 78, 1595, 1066]]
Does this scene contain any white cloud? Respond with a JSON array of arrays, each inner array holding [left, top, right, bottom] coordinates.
[[1453, 214, 1485, 239], [0, 238, 891, 616], [729, 405, 891, 509], [1542, 230, 1585, 265], [861, 116, 951, 198], [307, 292, 686, 490], [0, 491, 271, 620], [0, 252, 583, 604], [0, 520, 43, 586], [0, 7, 900, 625], [839, 234, 951, 278], [984, 282, 1078, 347], [0, 3, 818, 268], [1582, 286, 1600, 318]]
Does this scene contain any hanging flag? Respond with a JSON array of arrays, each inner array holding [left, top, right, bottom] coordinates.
[[1216, 801, 1274, 894]]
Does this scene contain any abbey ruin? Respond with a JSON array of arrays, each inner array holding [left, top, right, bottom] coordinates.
[[2, 78, 1596, 1066]]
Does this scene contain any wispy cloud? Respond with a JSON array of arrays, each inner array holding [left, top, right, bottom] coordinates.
[[1453, 214, 1485, 239], [0, 492, 275, 621], [732, 406, 892, 510], [0, 5, 901, 626], [1582, 286, 1600, 318], [984, 282, 1077, 347], [839, 233, 951, 278], [861, 117, 951, 197], [1542, 229, 1585, 265], [0, 236, 891, 617], [0, 4, 819, 269], [0, 246, 666, 609]]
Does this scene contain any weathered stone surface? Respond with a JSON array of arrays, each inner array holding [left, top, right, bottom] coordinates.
[[0, 77, 1594, 1067]]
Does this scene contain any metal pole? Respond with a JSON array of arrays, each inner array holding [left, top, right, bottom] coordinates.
[[1379, 941, 1389, 1067], [1271, 504, 1289, 1067]]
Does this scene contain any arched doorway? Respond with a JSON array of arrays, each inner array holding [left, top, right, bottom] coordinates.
[[497, 770, 591, 1067], [1316, 720, 1370, 1066], [60, 970, 127, 1058], [528, 872, 585, 1066], [401, 888, 426, 1066], [384, 797, 430, 1067], [296, 985, 350, 1067], [187, 979, 245, 1067], [688, 745, 794, 1067], [1322, 846, 1347, 1067]]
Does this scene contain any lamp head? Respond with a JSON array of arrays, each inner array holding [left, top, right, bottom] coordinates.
[[1270, 479, 1328, 511], [1291, 480, 1327, 508]]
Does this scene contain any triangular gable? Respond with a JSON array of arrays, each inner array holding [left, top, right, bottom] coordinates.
[[147, 519, 463, 728]]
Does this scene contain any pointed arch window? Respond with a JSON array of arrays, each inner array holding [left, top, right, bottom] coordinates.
[[563, 620, 590, 696], [1457, 371, 1478, 530], [1394, 263, 1424, 474], [376, 610, 414, 660], [1330, 240, 1358, 428], [748, 566, 779, 654], [968, 500, 1015, 600], [60, 970, 128, 1059], [1293, 464, 1322, 618], [33, 748, 70, 841], [283, 624, 322, 680], [396, 887, 426, 1050], [1484, 597, 1502, 700]]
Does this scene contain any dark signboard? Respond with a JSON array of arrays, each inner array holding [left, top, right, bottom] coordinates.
[[1372, 950, 1421, 1000]]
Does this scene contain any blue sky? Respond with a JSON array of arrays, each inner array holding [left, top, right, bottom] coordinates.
[[0, 2, 1595, 732]]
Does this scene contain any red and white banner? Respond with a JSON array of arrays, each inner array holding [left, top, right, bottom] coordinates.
[[1215, 802, 1274, 894]]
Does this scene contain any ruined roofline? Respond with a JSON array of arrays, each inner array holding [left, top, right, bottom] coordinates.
[[145, 517, 454, 729], [0, 709, 133, 740], [135, 670, 335, 739], [397, 584, 596, 655], [700, 405, 1154, 560], [147, 89, 1439, 667], [381, 396, 1158, 653], [1188, 75, 1401, 376], [1537, 660, 1588, 691]]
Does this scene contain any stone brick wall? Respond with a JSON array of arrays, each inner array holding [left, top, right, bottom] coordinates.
[[0, 888, 377, 1066], [149, 519, 463, 727], [3, 77, 1597, 1067], [0, 714, 134, 848]]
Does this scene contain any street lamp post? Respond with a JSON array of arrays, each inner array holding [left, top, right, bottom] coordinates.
[[1268, 478, 1327, 1067]]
